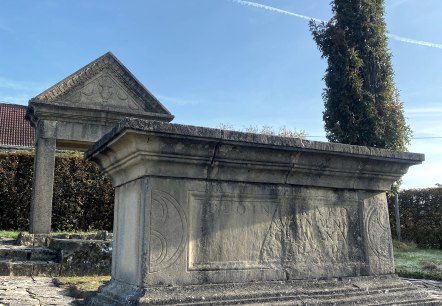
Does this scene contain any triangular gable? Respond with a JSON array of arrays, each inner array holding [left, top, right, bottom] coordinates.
[[30, 52, 173, 118]]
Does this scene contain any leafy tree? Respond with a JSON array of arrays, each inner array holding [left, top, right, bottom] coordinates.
[[309, 0, 411, 151]]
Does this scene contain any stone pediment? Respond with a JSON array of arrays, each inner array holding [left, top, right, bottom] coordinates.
[[63, 72, 142, 111], [29, 52, 173, 119]]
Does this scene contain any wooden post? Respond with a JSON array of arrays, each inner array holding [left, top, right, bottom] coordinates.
[[394, 192, 401, 242]]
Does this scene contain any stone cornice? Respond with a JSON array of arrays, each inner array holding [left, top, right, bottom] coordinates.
[[87, 118, 424, 163], [86, 118, 424, 190], [26, 102, 173, 127]]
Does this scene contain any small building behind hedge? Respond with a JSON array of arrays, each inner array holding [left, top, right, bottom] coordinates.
[[1, 52, 176, 234], [0, 102, 116, 231], [0, 102, 35, 149]]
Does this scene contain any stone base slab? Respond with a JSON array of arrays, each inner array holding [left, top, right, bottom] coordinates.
[[87, 275, 441, 305]]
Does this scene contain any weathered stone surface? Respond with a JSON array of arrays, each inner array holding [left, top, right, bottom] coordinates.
[[85, 118, 427, 305], [16, 233, 53, 247], [26, 52, 174, 234], [50, 239, 112, 276], [86, 118, 424, 190], [26, 53, 174, 146], [0, 276, 75, 305], [0, 236, 111, 277], [0, 261, 61, 277], [87, 275, 441, 305], [17, 232, 113, 246], [0, 238, 61, 277], [29, 120, 56, 235], [0, 246, 57, 262]]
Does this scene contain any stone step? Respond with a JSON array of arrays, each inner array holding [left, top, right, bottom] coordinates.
[[0, 260, 61, 277], [142, 287, 441, 306], [0, 246, 58, 262], [0, 237, 112, 276], [136, 276, 441, 306], [50, 238, 112, 276]]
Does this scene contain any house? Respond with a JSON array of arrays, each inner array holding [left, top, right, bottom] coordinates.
[[0, 102, 35, 148]]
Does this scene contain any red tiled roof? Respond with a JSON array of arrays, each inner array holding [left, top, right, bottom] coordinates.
[[0, 102, 35, 147]]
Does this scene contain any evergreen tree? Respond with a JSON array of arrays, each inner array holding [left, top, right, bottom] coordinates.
[[310, 0, 411, 151]]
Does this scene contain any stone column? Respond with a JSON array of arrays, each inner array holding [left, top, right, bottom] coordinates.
[[29, 120, 57, 234]]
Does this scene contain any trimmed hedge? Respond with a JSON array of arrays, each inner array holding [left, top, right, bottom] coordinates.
[[0, 150, 114, 231], [2, 149, 440, 248], [388, 188, 442, 249]]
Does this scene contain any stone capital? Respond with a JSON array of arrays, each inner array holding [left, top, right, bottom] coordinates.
[[36, 120, 58, 139]]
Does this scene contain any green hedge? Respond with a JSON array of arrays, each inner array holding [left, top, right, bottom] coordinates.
[[0, 150, 114, 231], [388, 188, 442, 249], [3, 148, 440, 247]]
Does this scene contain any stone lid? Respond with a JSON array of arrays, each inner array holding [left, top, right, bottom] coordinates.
[[85, 117, 424, 164], [27, 52, 173, 125]]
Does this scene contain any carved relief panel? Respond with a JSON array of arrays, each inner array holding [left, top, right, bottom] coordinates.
[[188, 192, 280, 271], [185, 190, 362, 276], [64, 72, 141, 110]]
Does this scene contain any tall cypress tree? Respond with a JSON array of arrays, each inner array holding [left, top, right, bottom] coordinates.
[[310, 0, 411, 151]]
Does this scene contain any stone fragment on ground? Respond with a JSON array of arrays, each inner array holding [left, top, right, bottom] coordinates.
[[0, 276, 75, 306]]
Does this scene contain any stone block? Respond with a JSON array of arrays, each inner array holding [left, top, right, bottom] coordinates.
[[50, 239, 112, 276]]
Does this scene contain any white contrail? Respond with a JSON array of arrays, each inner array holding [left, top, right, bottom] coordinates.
[[231, 0, 324, 23], [231, 0, 442, 50], [387, 33, 442, 50]]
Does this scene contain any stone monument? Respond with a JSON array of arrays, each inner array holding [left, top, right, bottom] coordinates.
[[26, 52, 173, 234], [85, 118, 438, 305]]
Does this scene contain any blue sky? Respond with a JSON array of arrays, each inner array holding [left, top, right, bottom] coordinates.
[[1, 0, 441, 189]]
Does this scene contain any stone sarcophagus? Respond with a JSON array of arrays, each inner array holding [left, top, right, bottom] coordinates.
[[85, 118, 426, 305]]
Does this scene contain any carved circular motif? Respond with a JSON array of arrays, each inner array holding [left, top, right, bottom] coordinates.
[[150, 230, 167, 264], [149, 190, 187, 273], [366, 204, 391, 259]]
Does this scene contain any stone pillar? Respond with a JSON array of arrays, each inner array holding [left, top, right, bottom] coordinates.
[[29, 120, 57, 234]]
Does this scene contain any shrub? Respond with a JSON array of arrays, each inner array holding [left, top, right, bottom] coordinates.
[[0, 150, 114, 231], [388, 188, 442, 249], [217, 124, 306, 139]]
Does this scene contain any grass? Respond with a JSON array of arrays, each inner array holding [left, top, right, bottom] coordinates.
[[0, 230, 110, 240], [393, 240, 442, 281], [53, 276, 111, 301], [51, 230, 108, 236], [0, 230, 21, 239]]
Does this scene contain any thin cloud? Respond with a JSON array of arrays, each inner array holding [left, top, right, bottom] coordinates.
[[387, 0, 414, 10], [406, 107, 442, 114], [231, 0, 442, 50], [157, 94, 199, 106], [0, 23, 14, 34], [0, 77, 47, 92], [0, 94, 30, 105]]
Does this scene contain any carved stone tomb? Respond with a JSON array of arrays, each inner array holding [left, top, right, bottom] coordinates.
[[84, 119, 437, 305]]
